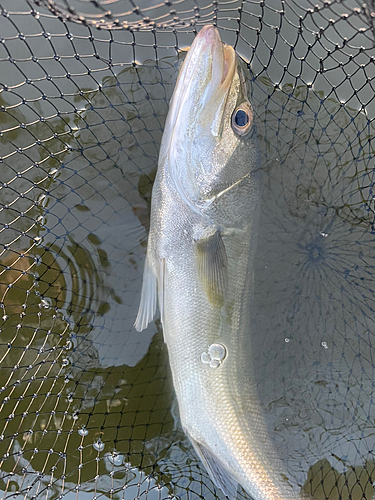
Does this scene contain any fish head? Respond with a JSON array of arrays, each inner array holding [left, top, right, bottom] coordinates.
[[160, 25, 259, 225]]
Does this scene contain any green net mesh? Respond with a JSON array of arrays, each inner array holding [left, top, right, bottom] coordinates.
[[1, 0, 375, 499]]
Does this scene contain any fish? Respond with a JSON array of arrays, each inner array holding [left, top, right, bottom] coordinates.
[[135, 25, 308, 500]]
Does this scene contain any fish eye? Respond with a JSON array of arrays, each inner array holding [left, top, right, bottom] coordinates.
[[231, 102, 253, 136]]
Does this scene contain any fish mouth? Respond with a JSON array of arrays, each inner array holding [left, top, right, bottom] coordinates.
[[166, 26, 236, 131], [185, 25, 236, 101], [197, 25, 235, 89], [159, 25, 237, 166], [192, 26, 236, 136]]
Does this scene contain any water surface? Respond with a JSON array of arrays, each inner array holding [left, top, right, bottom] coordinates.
[[1, 2, 375, 499]]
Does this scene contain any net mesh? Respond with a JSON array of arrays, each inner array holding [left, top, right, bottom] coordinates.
[[0, 0, 375, 499]]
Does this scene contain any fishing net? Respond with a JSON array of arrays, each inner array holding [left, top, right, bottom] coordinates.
[[0, 0, 375, 499]]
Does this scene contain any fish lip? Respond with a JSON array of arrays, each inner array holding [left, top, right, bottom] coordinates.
[[221, 44, 235, 86], [195, 24, 221, 44], [193, 25, 235, 89], [159, 25, 236, 163], [175, 26, 231, 94]]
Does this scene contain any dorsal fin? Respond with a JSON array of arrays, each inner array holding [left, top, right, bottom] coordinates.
[[134, 255, 157, 332], [158, 258, 166, 331]]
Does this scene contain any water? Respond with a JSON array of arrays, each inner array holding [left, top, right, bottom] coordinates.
[[0, 46, 183, 499], [1, 0, 375, 499], [251, 81, 375, 496]]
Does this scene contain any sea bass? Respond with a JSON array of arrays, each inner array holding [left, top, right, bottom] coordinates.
[[135, 25, 303, 500]]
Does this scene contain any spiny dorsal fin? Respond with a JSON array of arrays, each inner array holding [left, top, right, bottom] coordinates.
[[195, 230, 228, 305]]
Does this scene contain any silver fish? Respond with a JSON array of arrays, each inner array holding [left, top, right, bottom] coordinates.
[[135, 25, 306, 500]]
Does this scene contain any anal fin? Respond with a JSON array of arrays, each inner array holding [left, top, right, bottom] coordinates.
[[187, 432, 238, 500]]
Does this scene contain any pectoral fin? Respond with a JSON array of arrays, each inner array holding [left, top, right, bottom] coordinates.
[[134, 255, 157, 332], [196, 231, 228, 304], [187, 432, 238, 500]]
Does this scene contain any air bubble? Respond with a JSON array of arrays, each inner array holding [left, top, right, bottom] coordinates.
[[61, 358, 69, 367], [78, 426, 88, 437], [37, 194, 47, 207], [107, 450, 124, 466], [48, 168, 58, 178], [209, 359, 220, 369], [285, 337, 291, 343], [93, 439, 104, 452], [201, 343, 227, 369], [200, 352, 210, 364], [39, 298, 51, 309], [208, 343, 226, 361], [321, 341, 328, 349]]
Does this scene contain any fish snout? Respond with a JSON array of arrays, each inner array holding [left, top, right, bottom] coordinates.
[[196, 25, 221, 44]]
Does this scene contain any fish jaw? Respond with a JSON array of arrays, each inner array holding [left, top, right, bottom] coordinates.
[[160, 25, 235, 155], [158, 26, 238, 206]]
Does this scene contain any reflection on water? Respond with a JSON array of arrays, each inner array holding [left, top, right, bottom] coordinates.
[[252, 77, 375, 497], [0, 328, 178, 499], [1, 42, 375, 500], [0, 57, 183, 500], [303, 459, 375, 500]]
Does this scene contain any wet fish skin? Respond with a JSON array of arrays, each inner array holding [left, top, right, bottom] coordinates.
[[135, 25, 306, 500]]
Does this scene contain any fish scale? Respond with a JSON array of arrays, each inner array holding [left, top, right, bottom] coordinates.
[[135, 25, 313, 500]]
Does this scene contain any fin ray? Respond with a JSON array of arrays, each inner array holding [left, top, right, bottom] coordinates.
[[196, 231, 228, 303], [187, 432, 238, 500], [158, 259, 166, 331], [134, 255, 157, 332]]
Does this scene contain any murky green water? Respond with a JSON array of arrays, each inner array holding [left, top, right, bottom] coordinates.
[[1, 4, 375, 499], [0, 57, 183, 500]]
